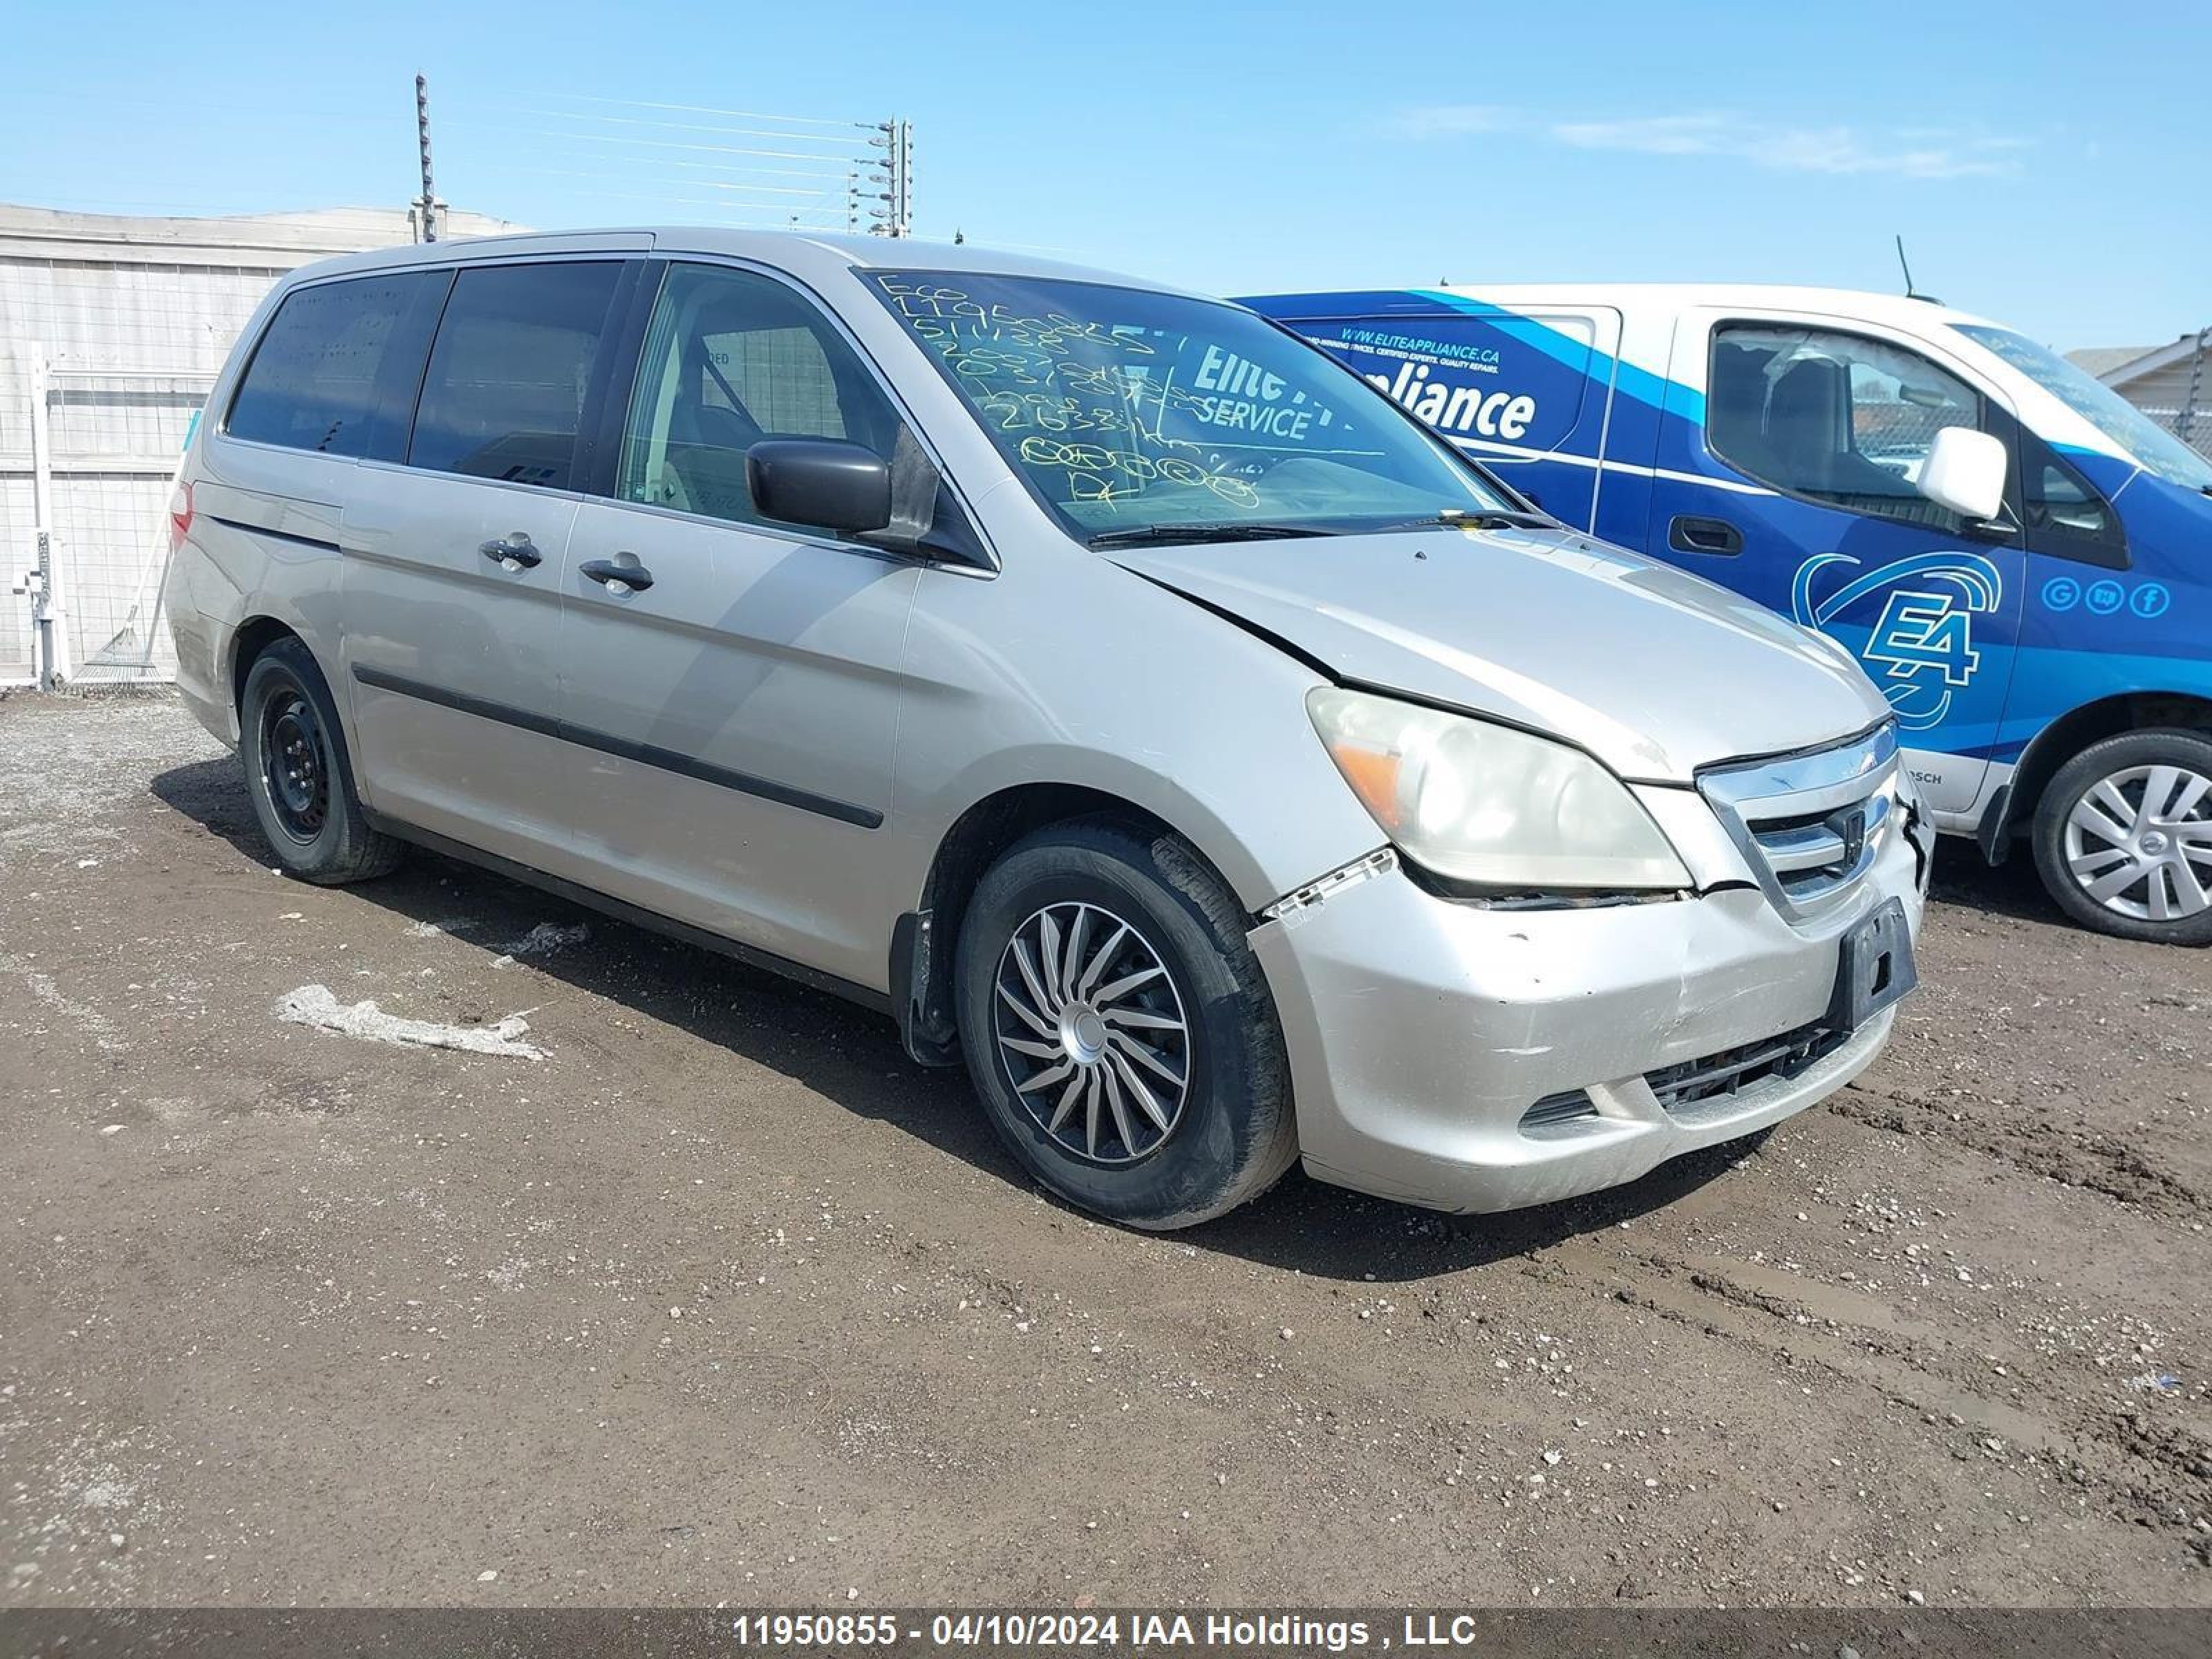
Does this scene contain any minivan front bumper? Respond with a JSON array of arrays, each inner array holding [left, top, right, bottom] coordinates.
[[1249, 820, 1927, 1215]]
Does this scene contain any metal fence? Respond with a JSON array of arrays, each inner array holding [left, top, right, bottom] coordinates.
[[1, 361, 214, 686], [2140, 406, 2212, 462], [2, 252, 280, 687]]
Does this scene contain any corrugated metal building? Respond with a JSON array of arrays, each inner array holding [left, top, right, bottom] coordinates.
[[0, 201, 521, 685]]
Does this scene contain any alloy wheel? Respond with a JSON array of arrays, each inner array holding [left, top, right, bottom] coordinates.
[[2061, 762, 2212, 923], [991, 901, 1191, 1164]]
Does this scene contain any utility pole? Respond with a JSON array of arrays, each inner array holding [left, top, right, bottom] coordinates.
[[413, 73, 440, 243]]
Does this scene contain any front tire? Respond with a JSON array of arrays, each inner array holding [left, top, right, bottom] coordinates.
[[2031, 727, 2212, 945], [239, 637, 402, 885], [955, 821, 1297, 1229]]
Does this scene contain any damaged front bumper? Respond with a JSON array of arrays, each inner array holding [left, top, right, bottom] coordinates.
[[1248, 798, 1929, 1215]]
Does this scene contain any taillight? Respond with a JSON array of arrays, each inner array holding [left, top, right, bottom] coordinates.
[[168, 480, 194, 554]]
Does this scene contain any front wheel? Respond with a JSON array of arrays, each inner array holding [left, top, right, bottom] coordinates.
[[954, 821, 1298, 1229], [2031, 728, 2212, 945]]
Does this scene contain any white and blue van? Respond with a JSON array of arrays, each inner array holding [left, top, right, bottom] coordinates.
[[1244, 284, 2212, 944]]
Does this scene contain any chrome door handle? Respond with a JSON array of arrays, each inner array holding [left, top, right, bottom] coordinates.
[[580, 556, 654, 594], [479, 532, 543, 570]]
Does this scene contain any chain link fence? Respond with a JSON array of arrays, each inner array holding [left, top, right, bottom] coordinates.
[[2139, 406, 2212, 462]]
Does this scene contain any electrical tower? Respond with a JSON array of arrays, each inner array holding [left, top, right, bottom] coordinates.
[[867, 118, 913, 237]]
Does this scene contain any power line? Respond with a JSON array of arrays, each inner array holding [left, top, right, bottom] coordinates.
[[532, 92, 867, 129], [511, 107, 872, 147]]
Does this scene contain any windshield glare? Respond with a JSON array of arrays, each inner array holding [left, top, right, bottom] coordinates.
[[1953, 324, 2212, 491], [864, 270, 1512, 538]]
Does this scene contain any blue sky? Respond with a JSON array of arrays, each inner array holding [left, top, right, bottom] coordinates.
[[10, 1, 2206, 350]]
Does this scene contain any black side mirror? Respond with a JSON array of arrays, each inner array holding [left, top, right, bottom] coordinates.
[[746, 439, 892, 535]]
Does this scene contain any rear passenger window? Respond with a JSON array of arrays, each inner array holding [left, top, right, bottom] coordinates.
[[408, 261, 623, 490], [227, 272, 440, 459]]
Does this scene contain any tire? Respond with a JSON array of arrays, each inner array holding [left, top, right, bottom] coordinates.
[[2030, 727, 2212, 946], [954, 820, 1297, 1229], [238, 636, 403, 885]]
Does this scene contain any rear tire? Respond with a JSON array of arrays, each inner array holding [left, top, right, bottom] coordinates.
[[954, 821, 1297, 1229], [2030, 728, 2212, 946], [239, 637, 402, 885]]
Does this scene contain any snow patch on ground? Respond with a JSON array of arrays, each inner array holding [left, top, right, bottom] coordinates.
[[491, 921, 590, 968], [276, 984, 543, 1059]]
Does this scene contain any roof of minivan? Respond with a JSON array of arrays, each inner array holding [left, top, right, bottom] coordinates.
[[274, 226, 1200, 299], [1253, 281, 2003, 334]]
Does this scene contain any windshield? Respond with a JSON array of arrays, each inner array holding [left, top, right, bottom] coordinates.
[[1953, 324, 2212, 491], [863, 270, 1517, 541]]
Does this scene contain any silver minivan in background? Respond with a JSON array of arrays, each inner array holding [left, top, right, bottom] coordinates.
[[166, 229, 1933, 1228]]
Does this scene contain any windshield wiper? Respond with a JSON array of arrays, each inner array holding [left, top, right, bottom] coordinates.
[[1085, 522, 1341, 550], [1374, 508, 1554, 532]]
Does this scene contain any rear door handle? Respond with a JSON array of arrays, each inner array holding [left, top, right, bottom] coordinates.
[[1668, 514, 1744, 556], [479, 532, 543, 570], [580, 556, 654, 594]]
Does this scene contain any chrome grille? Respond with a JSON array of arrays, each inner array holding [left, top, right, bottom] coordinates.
[[1698, 723, 1900, 919]]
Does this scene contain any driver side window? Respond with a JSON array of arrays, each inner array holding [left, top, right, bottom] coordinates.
[[1709, 324, 1985, 532], [618, 263, 901, 530]]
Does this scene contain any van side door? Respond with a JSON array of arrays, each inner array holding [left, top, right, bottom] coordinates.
[[1651, 308, 2027, 818], [552, 259, 926, 989], [339, 254, 639, 868]]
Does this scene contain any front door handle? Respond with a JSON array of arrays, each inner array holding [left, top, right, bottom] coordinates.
[[580, 556, 655, 595], [479, 532, 543, 570], [1668, 514, 1744, 556]]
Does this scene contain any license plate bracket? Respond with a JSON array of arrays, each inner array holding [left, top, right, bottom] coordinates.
[[1826, 896, 1918, 1036]]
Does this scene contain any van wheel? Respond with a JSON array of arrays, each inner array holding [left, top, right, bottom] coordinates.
[[239, 637, 402, 885], [954, 821, 1298, 1230], [2031, 728, 2212, 946]]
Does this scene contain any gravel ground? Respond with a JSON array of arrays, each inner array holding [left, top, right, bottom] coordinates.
[[1, 690, 2208, 1609]]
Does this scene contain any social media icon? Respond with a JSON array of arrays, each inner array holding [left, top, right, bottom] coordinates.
[[2130, 583, 2171, 619], [2041, 576, 2081, 612], [2086, 580, 2125, 615]]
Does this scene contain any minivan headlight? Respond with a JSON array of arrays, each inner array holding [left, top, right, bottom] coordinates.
[[1306, 687, 1691, 891]]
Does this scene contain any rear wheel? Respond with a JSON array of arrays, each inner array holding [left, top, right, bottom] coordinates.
[[2031, 728, 2212, 945], [239, 637, 402, 885], [955, 821, 1297, 1229]]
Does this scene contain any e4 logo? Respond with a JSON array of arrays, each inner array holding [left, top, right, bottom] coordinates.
[[1864, 589, 1980, 688]]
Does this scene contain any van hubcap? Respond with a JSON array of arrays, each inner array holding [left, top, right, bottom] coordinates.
[[2063, 763, 2212, 923], [259, 689, 331, 845], [993, 901, 1190, 1165]]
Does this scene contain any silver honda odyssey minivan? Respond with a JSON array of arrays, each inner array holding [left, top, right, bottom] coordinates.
[[167, 229, 1932, 1228]]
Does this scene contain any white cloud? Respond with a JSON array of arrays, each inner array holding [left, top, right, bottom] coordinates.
[[1386, 104, 1518, 139], [1550, 115, 1734, 156], [1393, 105, 2024, 180]]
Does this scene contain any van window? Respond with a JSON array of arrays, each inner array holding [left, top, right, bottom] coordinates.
[[408, 261, 623, 490], [617, 263, 901, 528], [226, 272, 442, 460], [865, 270, 1514, 540], [1709, 325, 1985, 530], [2021, 429, 2128, 565], [1953, 323, 2212, 492]]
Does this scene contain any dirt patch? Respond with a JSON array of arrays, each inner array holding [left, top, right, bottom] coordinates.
[[1, 691, 2207, 1607]]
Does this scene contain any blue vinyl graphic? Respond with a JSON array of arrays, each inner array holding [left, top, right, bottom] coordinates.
[[1792, 552, 2003, 731]]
